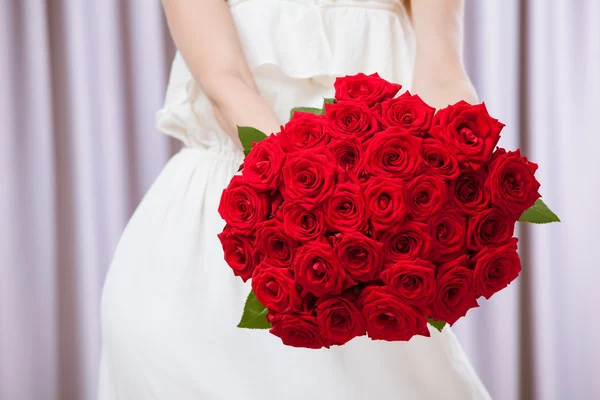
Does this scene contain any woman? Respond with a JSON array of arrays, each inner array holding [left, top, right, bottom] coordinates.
[[99, 0, 491, 398]]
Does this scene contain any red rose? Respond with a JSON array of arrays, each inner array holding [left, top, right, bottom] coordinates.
[[282, 150, 338, 210], [486, 149, 541, 217], [325, 182, 367, 233], [327, 137, 364, 176], [279, 112, 331, 152], [359, 286, 430, 341], [422, 138, 460, 180], [269, 312, 326, 349], [217, 226, 256, 282], [256, 219, 296, 268], [473, 239, 521, 299], [281, 203, 326, 243], [377, 92, 435, 134], [405, 174, 448, 221], [380, 259, 436, 310], [334, 72, 401, 106], [242, 135, 286, 192], [430, 256, 479, 325], [364, 176, 408, 232], [294, 241, 348, 297], [489, 146, 507, 163], [334, 232, 384, 282], [429, 208, 468, 263], [270, 190, 284, 218], [325, 102, 379, 140], [431, 101, 504, 169], [467, 207, 515, 251], [316, 296, 366, 345], [383, 221, 432, 262], [252, 263, 298, 313], [364, 127, 424, 179], [450, 168, 490, 215], [218, 175, 269, 235]]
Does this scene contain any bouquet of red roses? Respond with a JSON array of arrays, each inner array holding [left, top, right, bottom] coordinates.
[[218, 73, 559, 349]]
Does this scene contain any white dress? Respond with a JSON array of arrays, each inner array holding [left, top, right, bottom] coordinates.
[[99, 0, 492, 398]]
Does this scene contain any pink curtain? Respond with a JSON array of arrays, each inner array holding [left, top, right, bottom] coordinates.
[[1, 1, 598, 399], [1, 1, 176, 399]]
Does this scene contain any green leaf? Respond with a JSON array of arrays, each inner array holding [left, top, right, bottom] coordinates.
[[237, 290, 272, 329], [237, 126, 267, 156], [518, 199, 561, 224], [427, 318, 447, 332], [321, 98, 335, 113], [289, 106, 324, 120]]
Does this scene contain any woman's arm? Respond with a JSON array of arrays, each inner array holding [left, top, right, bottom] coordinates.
[[408, 0, 478, 108], [161, 0, 281, 144]]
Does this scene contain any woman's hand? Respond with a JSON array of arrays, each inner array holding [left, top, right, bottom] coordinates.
[[162, 0, 281, 147], [411, 73, 478, 110], [409, 0, 478, 109]]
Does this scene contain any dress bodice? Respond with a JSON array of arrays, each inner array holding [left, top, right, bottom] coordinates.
[[155, 0, 415, 150]]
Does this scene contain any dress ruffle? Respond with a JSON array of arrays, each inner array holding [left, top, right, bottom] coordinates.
[[155, 0, 415, 147]]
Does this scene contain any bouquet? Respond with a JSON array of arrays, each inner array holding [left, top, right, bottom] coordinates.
[[218, 73, 559, 349]]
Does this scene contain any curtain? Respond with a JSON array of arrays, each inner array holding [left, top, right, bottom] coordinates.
[[456, 2, 600, 399], [1, 1, 176, 399], [1, 1, 598, 399]]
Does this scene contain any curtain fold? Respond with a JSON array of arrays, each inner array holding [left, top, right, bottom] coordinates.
[[0, 1, 597, 399]]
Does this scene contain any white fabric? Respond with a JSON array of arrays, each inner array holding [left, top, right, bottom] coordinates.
[[98, 0, 491, 398]]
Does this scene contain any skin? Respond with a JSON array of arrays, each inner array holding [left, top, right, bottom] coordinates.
[[409, 0, 479, 108], [162, 0, 281, 144], [162, 0, 478, 147]]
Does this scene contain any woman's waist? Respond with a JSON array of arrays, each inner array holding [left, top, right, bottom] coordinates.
[[178, 143, 244, 164], [228, 0, 408, 12]]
